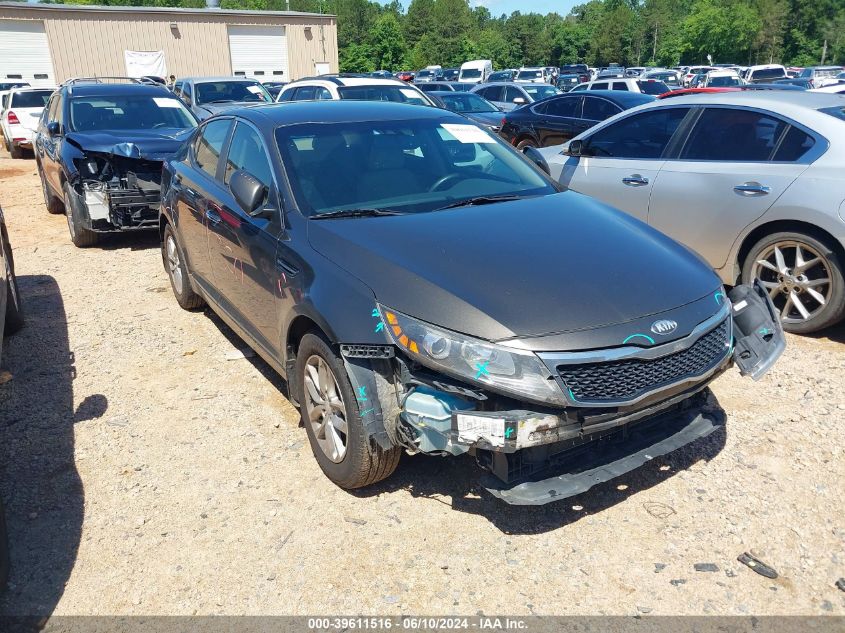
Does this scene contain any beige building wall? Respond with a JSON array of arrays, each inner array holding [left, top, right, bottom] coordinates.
[[0, 5, 337, 82]]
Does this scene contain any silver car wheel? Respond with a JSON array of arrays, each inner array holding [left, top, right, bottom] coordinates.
[[165, 234, 183, 293], [752, 240, 831, 324], [303, 355, 348, 463]]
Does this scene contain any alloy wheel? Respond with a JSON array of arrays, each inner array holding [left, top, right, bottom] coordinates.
[[752, 240, 831, 324], [165, 234, 183, 293], [303, 355, 348, 463]]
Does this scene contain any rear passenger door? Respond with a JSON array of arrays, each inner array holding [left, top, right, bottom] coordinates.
[[574, 95, 622, 136], [534, 95, 582, 146], [476, 86, 504, 110], [561, 106, 691, 223], [173, 118, 233, 291], [648, 107, 814, 268]]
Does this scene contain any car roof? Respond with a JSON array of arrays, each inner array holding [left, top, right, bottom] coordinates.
[[228, 100, 462, 126], [289, 77, 409, 87], [184, 76, 263, 83], [65, 82, 173, 97], [572, 90, 656, 106]]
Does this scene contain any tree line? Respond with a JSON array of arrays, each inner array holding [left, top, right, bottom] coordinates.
[[32, 0, 845, 70]]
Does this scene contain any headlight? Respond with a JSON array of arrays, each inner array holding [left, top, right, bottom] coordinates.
[[378, 306, 567, 407]]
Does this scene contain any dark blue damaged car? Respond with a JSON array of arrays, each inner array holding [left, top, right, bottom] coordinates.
[[34, 79, 197, 247], [158, 101, 784, 505]]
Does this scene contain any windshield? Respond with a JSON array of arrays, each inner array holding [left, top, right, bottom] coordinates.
[[337, 85, 429, 106], [637, 80, 670, 94], [0, 82, 28, 91], [708, 75, 742, 87], [11, 90, 52, 108], [524, 85, 560, 99], [439, 93, 498, 113], [460, 69, 482, 79], [69, 95, 196, 132], [276, 119, 554, 216], [195, 81, 272, 105], [517, 70, 543, 80], [751, 68, 786, 80], [417, 70, 434, 78]]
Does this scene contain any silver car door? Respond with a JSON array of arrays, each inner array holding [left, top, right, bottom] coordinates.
[[648, 107, 813, 269], [560, 105, 691, 223]]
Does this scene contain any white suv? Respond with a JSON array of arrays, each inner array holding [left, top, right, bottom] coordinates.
[[277, 75, 434, 106], [572, 77, 670, 96]]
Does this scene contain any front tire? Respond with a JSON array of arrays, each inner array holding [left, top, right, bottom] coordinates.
[[162, 224, 204, 310], [63, 183, 99, 248], [742, 231, 845, 334], [516, 138, 537, 151], [296, 333, 400, 489]]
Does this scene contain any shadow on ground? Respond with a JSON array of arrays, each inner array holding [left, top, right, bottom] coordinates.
[[97, 230, 160, 252], [0, 275, 105, 617]]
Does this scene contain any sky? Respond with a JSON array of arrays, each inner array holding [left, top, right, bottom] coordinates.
[[468, 0, 580, 16]]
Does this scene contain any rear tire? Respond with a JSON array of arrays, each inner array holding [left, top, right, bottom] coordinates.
[[2, 233, 23, 335], [296, 333, 400, 489], [62, 183, 99, 248], [162, 224, 204, 310], [9, 143, 22, 159], [741, 230, 845, 334]]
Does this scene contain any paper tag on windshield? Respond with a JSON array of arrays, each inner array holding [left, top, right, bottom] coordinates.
[[441, 123, 496, 144], [400, 88, 420, 99], [153, 97, 182, 108], [246, 85, 263, 94]]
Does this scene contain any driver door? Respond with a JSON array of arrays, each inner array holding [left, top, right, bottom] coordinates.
[[206, 120, 284, 356], [561, 106, 692, 223]]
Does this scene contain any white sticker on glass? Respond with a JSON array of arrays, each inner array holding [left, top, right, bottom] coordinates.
[[440, 123, 496, 144], [400, 88, 421, 99], [246, 85, 264, 94], [153, 97, 182, 108]]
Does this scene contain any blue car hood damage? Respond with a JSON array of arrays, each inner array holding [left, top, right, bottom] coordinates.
[[65, 128, 194, 161]]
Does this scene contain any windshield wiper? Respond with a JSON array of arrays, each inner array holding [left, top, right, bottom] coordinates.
[[207, 99, 237, 104], [434, 194, 524, 211], [309, 208, 405, 220]]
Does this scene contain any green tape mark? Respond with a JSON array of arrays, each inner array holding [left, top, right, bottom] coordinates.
[[622, 333, 655, 345]]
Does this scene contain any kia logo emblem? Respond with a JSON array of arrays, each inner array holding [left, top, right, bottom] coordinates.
[[651, 319, 678, 335]]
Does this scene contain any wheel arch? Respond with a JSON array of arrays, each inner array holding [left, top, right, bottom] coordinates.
[[735, 219, 845, 285]]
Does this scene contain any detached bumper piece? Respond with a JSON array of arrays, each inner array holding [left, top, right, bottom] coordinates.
[[481, 407, 723, 505], [729, 281, 785, 380]]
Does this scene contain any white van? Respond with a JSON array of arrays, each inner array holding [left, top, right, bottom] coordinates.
[[458, 60, 493, 84]]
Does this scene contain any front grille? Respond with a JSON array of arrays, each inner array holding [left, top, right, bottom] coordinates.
[[558, 320, 730, 403]]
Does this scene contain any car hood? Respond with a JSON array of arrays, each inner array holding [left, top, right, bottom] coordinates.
[[65, 128, 194, 161], [308, 192, 721, 344], [464, 111, 504, 128]]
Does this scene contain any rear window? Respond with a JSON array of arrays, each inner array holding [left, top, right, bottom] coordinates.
[[637, 80, 669, 95], [10, 90, 52, 108], [517, 70, 543, 80], [195, 81, 272, 105], [750, 68, 786, 81], [523, 85, 560, 100], [337, 85, 429, 106]]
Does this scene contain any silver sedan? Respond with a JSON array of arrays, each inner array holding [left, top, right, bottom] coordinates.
[[540, 91, 845, 333]]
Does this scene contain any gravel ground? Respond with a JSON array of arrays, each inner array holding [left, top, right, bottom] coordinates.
[[0, 150, 843, 617]]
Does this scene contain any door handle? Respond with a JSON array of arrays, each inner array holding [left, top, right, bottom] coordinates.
[[734, 182, 771, 196], [275, 257, 299, 275], [205, 208, 222, 226], [622, 174, 649, 187]]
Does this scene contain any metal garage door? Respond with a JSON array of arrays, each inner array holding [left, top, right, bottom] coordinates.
[[228, 25, 289, 82], [0, 20, 55, 86]]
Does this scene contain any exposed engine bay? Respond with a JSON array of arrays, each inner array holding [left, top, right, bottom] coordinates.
[[74, 153, 162, 230]]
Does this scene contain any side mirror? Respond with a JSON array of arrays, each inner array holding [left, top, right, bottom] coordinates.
[[230, 169, 268, 216], [522, 146, 550, 175], [513, 97, 527, 105], [47, 121, 61, 136], [566, 139, 587, 157]]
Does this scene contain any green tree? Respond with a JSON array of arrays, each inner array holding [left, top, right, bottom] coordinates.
[[370, 12, 406, 71]]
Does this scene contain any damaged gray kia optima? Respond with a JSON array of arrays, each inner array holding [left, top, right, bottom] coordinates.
[[160, 101, 785, 505]]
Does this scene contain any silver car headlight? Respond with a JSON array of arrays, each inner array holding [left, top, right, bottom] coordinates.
[[378, 305, 567, 407]]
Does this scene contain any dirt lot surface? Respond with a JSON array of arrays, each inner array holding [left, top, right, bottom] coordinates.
[[0, 151, 843, 618]]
